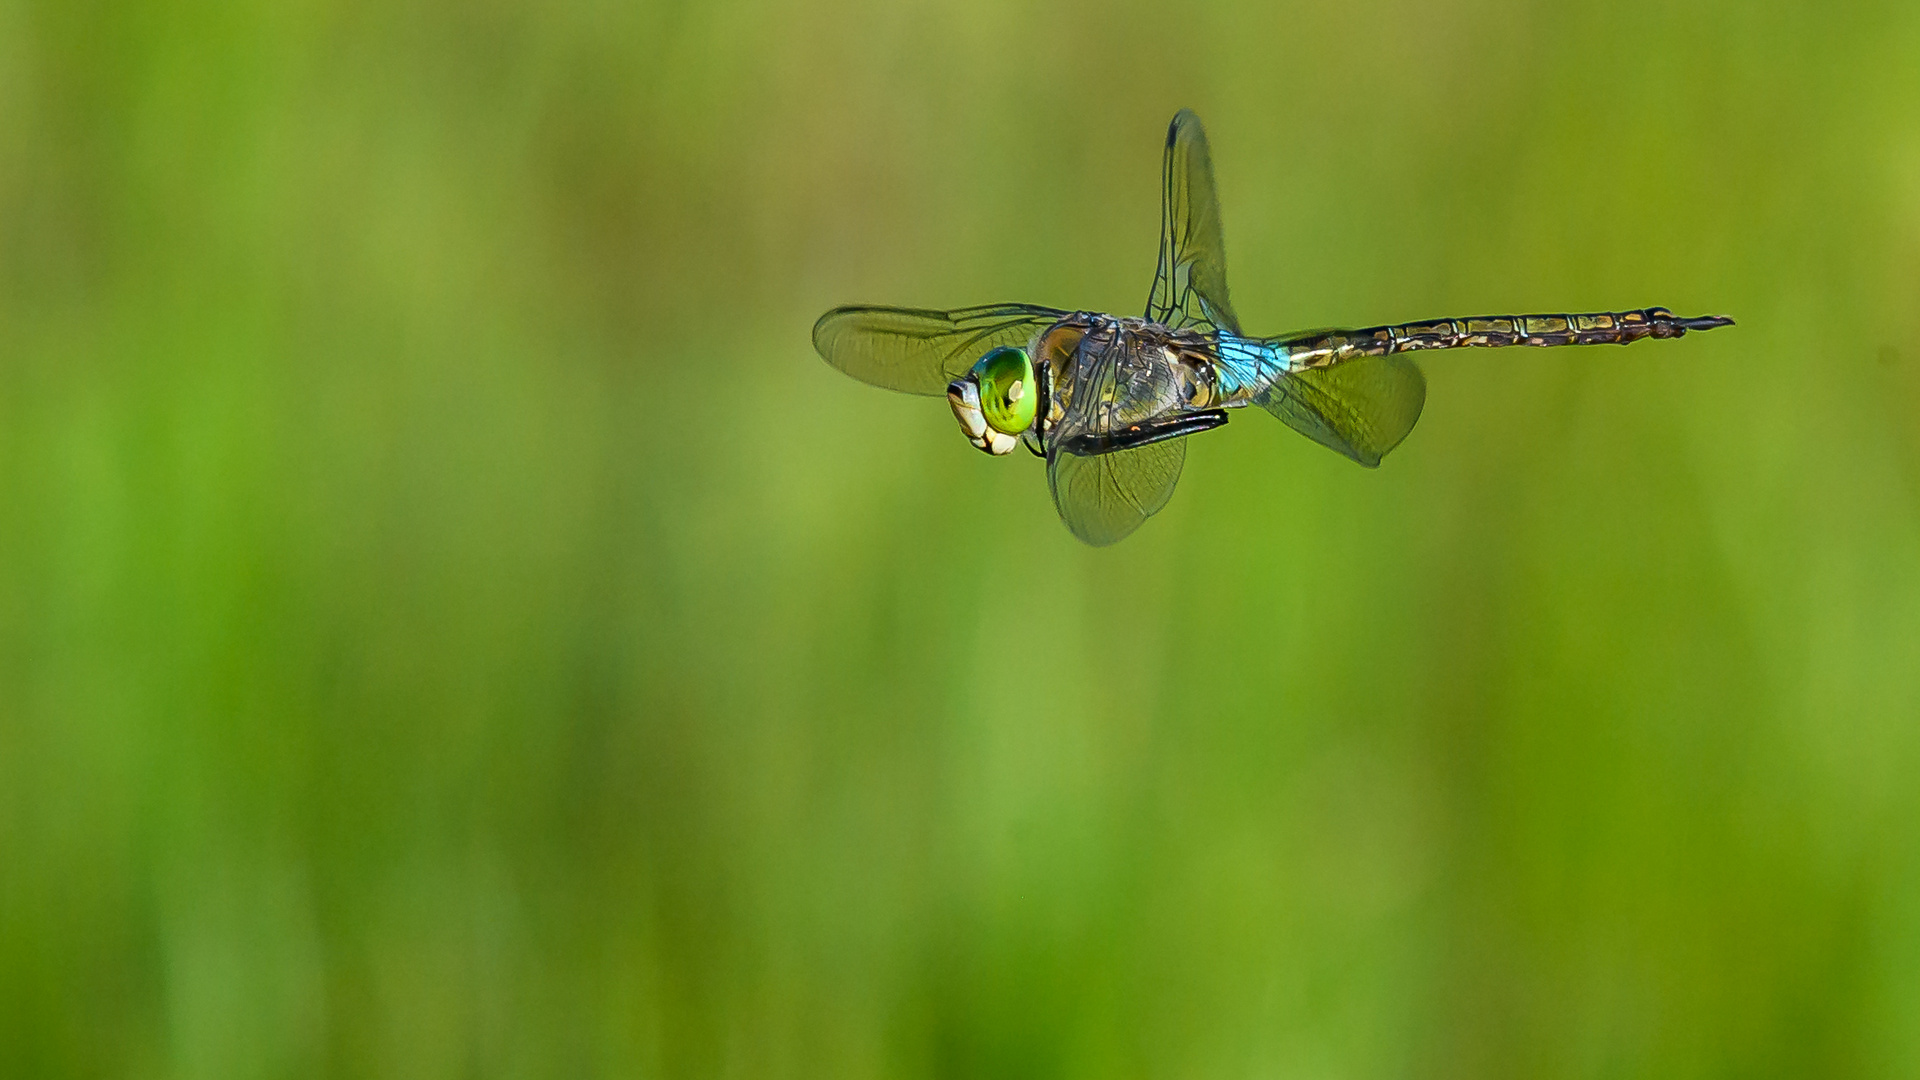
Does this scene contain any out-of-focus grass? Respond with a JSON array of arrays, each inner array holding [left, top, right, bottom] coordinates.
[[3, 0, 1919, 1076]]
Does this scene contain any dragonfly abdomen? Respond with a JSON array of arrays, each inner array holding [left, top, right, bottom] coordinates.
[[1279, 307, 1734, 370]]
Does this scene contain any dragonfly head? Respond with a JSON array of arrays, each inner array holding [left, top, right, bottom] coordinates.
[[947, 346, 1036, 456]]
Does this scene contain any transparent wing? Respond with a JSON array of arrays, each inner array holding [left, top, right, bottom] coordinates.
[[812, 303, 1069, 396], [1144, 110, 1241, 335], [1045, 325, 1191, 545], [1047, 440, 1187, 546], [1255, 355, 1428, 467], [1051, 323, 1190, 444]]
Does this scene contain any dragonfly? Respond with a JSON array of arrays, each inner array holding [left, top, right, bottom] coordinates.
[[813, 110, 1733, 545]]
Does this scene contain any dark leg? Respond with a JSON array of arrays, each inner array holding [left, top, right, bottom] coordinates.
[[1058, 409, 1229, 457], [1025, 358, 1054, 458]]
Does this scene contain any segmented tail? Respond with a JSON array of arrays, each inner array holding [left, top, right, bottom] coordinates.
[[1278, 307, 1734, 370]]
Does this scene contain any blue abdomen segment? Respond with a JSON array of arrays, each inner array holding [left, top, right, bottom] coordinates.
[[1212, 333, 1288, 404]]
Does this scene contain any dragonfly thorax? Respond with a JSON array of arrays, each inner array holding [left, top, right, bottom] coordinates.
[[1042, 315, 1235, 426]]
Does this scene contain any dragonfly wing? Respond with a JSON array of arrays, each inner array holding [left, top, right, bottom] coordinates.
[[1256, 354, 1428, 467], [1047, 440, 1187, 546], [1144, 110, 1242, 335], [1045, 324, 1192, 545], [812, 303, 1069, 396]]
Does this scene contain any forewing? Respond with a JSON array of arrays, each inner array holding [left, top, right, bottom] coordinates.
[[1051, 323, 1189, 447], [1144, 110, 1242, 335], [1044, 326, 1190, 545], [812, 303, 1068, 395], [1256, 355, 1428, 467], [1047, 440, 1187, 546]]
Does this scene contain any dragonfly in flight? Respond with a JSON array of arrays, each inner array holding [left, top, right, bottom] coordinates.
[[814, 110, 1732, 545]]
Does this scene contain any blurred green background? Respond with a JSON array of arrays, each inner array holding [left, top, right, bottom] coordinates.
[[4, 0, 1920, 1076]]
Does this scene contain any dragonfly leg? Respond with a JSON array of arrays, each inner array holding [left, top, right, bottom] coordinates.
[[1060, 409, 1228, 456]]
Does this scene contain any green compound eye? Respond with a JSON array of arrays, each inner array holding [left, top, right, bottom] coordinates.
[[972, 347, 1036, 436]]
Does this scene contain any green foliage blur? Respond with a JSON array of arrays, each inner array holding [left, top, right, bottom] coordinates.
[[4, 0, 1920, 1076]]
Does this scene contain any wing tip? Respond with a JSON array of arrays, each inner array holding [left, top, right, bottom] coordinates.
[[810, 306, 847, 359], [1168, 108, 1202, 145]]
